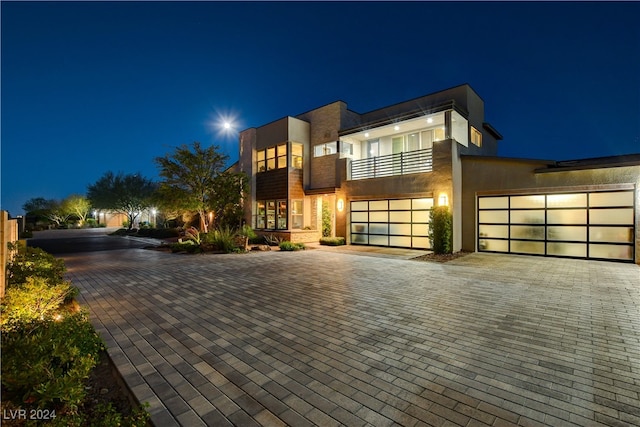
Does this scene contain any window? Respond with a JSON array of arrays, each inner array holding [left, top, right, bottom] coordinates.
[[314, 141, 337, 157], [434, 127, 445, 141], [256, 201, 266, 228], [291, 143, 303, 169], [266, 147, 276, 170], [258, 144, 289, 172], [256, 199, 288, 230], [266, 200, 276, 228], [471, 126, 482, 147], [278, 200, 287, 229], [291, 200, 303, 229], [277, 144, 287, 169], [341, 141, 353, 156], [257, 150, 266, 172]]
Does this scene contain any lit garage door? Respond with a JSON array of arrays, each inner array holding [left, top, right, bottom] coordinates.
[[350, 198, 433, 249], [478, 189, 635, 261]]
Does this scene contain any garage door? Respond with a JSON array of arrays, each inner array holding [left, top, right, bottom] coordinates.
[[351, 198, 433, 249], [478, 189, 635, 261]]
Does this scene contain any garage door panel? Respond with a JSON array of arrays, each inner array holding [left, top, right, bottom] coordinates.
[[478, 189, 635, 261], [589, 244, 633, 260], [548, 242, 587, 257], [547, 226, 587, 241], [590, 226, 634, 243], [590, 191, 634, 207], [589, 208, 634, 225]]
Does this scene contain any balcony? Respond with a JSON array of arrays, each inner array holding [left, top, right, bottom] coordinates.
[[349, 148, 433, 180]]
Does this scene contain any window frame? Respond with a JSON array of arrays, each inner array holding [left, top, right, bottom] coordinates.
[[471, 126, 482, 147]]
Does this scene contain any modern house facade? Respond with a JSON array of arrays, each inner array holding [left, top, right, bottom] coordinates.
[[238, 84, 640, 263]]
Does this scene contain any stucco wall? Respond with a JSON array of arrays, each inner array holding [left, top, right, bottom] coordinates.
[[461, 156, 640, 263]]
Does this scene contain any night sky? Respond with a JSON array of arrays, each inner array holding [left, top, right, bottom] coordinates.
[[2, 1, 639, 217]]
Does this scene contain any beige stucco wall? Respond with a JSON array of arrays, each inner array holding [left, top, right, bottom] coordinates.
[[461, 156, 640, 263]]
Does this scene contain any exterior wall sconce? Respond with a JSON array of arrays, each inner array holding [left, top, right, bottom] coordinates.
[[337, 199, 344, 212], [438, 193, 449, 206]]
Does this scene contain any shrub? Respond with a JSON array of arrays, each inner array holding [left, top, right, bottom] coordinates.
[[205, 226, 238, 253], [264, 234, 285, 246], [1, 311, 105, 410], [85, 218, 98, 228], [20, 229, 33, 238], [170, 241, 201, 253], [319, 237, 346, 246], [183, 226, 202, 245], [429, 206, 453, 254], [1, 277, 74, 331], [239, 225, 257, 240], [6, 245, 67, 288], [279, 241, 306, 251]]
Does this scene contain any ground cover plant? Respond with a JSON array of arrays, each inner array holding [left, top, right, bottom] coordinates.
[[1, 245, 149, 426], [279, 241, 306, 251], [319, 237, 346, 246]]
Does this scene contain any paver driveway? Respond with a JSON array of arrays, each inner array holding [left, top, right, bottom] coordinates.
[[62, 248, 640, 427]]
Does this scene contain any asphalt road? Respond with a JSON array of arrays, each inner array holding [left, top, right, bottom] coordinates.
[[27, 228, 154, 254]]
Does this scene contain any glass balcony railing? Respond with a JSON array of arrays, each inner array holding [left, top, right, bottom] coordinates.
[[350, 148, 433, 180]]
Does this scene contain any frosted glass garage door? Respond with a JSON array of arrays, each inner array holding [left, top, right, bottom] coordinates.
[[351, 198, 433, 249], [478, 190, 635, 261]]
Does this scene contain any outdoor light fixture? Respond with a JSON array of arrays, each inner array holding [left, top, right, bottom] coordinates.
[[337, 199, 344, 212], [364, 132, 370, 137], [394, 125, 400, 131], [427, 117, 433, 123], [439, 193, 449, 206]]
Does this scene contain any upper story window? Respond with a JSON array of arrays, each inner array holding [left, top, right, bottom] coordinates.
[[291, 143, 303, 169], [314, 141, 337, 157], [257, 144, 288, 172], [471, 126, 482, 147]]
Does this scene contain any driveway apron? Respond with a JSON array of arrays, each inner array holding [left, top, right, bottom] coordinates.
[[62, 249, 640, 427]]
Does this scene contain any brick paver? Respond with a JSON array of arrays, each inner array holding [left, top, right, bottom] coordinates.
[[62, 248, 640, 426]]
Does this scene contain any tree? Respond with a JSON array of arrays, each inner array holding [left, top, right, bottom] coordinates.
[[210, 170, 249, 229], [22, 197, 54, 216], [64, 194, 91, 225], [155, 142, 229, 233], [87, 172, 156, 230], [46, 199, 72, 227]]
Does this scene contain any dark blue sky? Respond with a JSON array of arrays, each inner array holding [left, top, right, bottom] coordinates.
[[2, 1, 639, 217]]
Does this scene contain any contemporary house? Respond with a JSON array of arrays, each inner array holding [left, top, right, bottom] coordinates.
[[238, 84, 640, 263]]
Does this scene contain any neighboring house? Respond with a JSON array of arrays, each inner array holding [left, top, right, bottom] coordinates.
[[238, 84, 640, 263]]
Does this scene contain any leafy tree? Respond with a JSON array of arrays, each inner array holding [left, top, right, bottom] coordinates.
[[22, 197, 56, 226], [65, 194, 91, 225], [22, 197, 54, 215], [87, 172, 157, 230], [45, 199, 72, 227], [155, 142, 230, 233], [210, 170, 249, 229]]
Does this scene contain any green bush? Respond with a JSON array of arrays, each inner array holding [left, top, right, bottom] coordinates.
[[429, 206, 453, 254], [170, 241, 201, 253], [6, 245, 67, 288], [319, 237, 346, 246], [1, 311, 105, 409], [20, 229, 34, 238], [279, 241, 306, 251], [1, 277, 73, 331], [205, 226, 238, 253]]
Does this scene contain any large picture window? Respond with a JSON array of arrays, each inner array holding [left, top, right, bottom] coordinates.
[[256, 199, 288, 230], [257, 144, 288, 173], [291, 200, 303, 229], [291, 143, 303, 169], [314, 142, 337, 157]]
